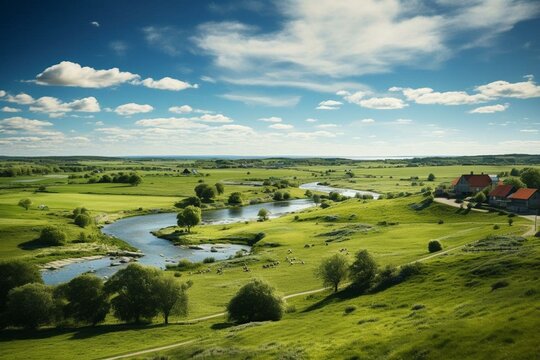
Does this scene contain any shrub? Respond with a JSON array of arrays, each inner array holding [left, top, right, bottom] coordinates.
[[175, 196, 201, 209], [39, 226, 67, 246], [508, 218, 514, 226], [72, 207, 88, 218], [203, 257, 215, 264], [428, 240, 442, 253], [493, 224, 500, 230], [273, 191, 284, 201], [228, 192, 243, 205], [437, 219, 444, 224], [5, 283, 56, 329], [227, 279, 283, 324], [18, 198, 32, 210], [320, 201, 331, 209], [74, 213, 93, 228], [349, 250, 378, 292], [0, 260, 42, 310]]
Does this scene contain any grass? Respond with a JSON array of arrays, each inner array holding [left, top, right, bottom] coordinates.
[[0, 162, 538, 359]]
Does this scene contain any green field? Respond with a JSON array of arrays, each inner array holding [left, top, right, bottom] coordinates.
[[0, 158, 538, 359]]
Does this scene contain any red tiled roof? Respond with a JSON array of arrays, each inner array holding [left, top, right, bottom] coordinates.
[[459, 174, 492, 188], [451, 177, 459, 186], [508, 188, 538, 200], [489, 184, 514, 198]]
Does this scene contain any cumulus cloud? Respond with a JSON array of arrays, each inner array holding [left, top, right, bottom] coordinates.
[[338, 91, 407, 109], [134, 118, 209, 130], [305, 118, 317, 122], [316, 100, 342, 110], [197, 114, 233, 123], [30, 96, 100, 116], [397, 87, 490, 105], [269, 123, 294, 130], [316, 123, 339, 129], [114, 103, 154, 116], [169, 105, 193, 114], [1, 106, 21, 113], [0, 117, 53, 134], [5, 93, 34, 104], [221, 94, 300, 107], [469, 104, 509, 114], [360, 118, 375, 123], [0, 90, 5, 97], [475, 77, 540, 99], [520, 129, 538, 133], [136, 77, 197, 91], [259, 117, 282, 123]]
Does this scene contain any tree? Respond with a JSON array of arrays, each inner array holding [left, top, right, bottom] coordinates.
[[194, 183, 216, 202], [215, 182, 225, 195], [316, 254, 349, 292], [18, 198, 32, 211], [427, 173, 436, 181], [474, 191, 486, 204], [105, 264, 160, 323], [273, 191, 283, 201], [227, 279, 283, 324], [258, 208, 270, 221], [153, 276, 189, 324], [312, 194, 321, 204], [510, 168, 521, 176], [175, 196, 201, 209], [72, 207, 88, 218], [503, 177, 525, 189], [128, 174, 143, 186], [0, 260, 42, 310], [74, 213, 93, 228], [228, 192, 243, 205], [56, 274, 109, 326], [520, 168, 540, 189], [304, 190, 313, 198], [39, 226, 67, 246], [5, 283, 56, 329], [428, 240, 443, 253], [349, 250, 377, 292], [177, 205, 201, 232]]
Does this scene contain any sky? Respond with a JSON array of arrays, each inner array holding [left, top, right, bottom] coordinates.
[[0, 0, 539, 157]]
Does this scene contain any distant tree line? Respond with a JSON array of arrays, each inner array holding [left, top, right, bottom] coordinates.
[[88, 172, 143, 186]]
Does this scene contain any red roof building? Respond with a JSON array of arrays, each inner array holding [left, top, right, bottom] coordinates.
[[508, 188, 538, 200], [488, 184, 516, 208], [453, 173, 493, 196], [507, 188, 540, 213]]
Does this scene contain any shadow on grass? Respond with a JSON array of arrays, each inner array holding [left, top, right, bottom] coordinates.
[[210, 322, 235, 330], [301, 286, 361, 313], [17, 238, 55, 250]]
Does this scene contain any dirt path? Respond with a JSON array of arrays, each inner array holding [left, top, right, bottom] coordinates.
[[102, 340, 195, 360], [433, 197, 488, 212]]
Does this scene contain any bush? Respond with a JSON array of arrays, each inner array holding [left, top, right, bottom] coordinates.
[[493, 224, 500, 230], [349, 250, 377, 292], [72, 207, 88, 218], [74, 213, 93, 228], [203, 257, 215, 264], [39, 226, 67, 246], [437, 219, 444, 224], [227, 279, 283, 324], [0, 260, 42, 310], [320, 201, 331, 209], [175, 196, 201, 209], [428, 240, 442, 253], [228, 192, 243, 205], [5, 283, 56, 329]]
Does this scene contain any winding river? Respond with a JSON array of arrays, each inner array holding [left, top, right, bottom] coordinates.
[[42, 183, 379, 284]]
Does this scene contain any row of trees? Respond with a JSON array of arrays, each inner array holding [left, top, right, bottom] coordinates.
[[0, 262, 190, 329], [88, 172, 142, 186], [503, 168, 540, 189]]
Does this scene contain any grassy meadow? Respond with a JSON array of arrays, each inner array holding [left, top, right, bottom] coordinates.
[[0, 158, 538, 359]]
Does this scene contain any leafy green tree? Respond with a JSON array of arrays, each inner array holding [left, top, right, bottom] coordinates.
[[503, 177, 525, 189], [258, 208, 270, 221], [39, 226, 67, 246], [74, 213, 93, 228], [128, 174, 143, 186], [18, 198, 32, 210], [304, 190, 313, 198], [0, 260, 42, 310], [228, 192, 243, 205], [316, 254, 349, 292], [215, 182, 225, 195], [349, 250, 377, 292], [5, 283, 56, 329], [105, 264, 160, 323], [520, 168, 540, 189], [227, 279, 283, 324], [312, 194, 321, 204], [56, 274, 109, 326], [194, 183, 216, 202], [273, 191, 284, 201], [474, 191, 486, 204], [427, 173, 436, 181], [177, 206, 201, 232], [153, 276, 189, 324], [510, 168, 521, 176], [72, 207, 88, 218], [174, 196, 201, 209]]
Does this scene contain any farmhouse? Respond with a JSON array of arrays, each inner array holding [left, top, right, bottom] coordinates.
[[488, 184, 516, 208], [452, 173, 494, 196], [507, 188, 540, 214]]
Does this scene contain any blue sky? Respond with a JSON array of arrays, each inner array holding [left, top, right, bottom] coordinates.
[[0, 0, 539, 157]]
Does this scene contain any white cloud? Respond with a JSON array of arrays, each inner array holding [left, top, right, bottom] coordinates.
[[287, 130, 336, 139], [110, 41, 128, 55], [114, 103, 154, 116], [143, 26, 182, 56], [200, 75, 216, 83], [221, 94, 300, 107], [198, 114, 233, 123], [469, 103, 509, 114], [0, 117, 53, 134], [134, 118, 209, 130], [1, 106, 21, 113], [305, 118, 318, 122], [359, 97, 407, 110], [475, 77, 540, 99], [0, 90, 5, 97], [399, 87, 490, 105], [36, 61, 139, 88], [29, 96, 100, 116], [169, 105, 193, 114], [393, 119, 413, 125], [5, 93, 34, 104], [259, 117, 282, 123], [136, 77, 197, 91], [360, 118, 375, 123], [316, 123, 339, 129], [269, 123, 294, 130], [195, 1, 539, 89], [316, 100, 341, 110], [520, 129, 538, 133], [90, 21, 100, 27]]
